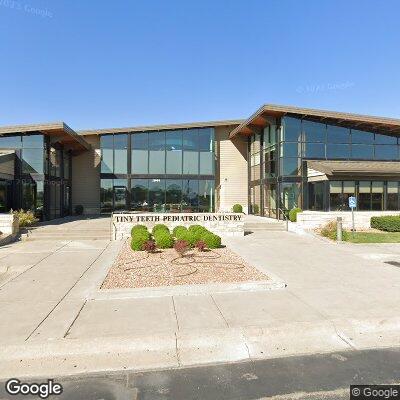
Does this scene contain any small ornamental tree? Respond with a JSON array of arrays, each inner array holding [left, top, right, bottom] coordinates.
[[174, 240, 189, 257], [195, 240, 207, 252], [142, 239, 157, 253]]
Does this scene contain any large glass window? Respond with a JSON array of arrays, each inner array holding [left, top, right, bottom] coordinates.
[[342, 181, 355, 210], [149, 178, 165, 212], [327, 126, 350, 143], [329, 181, 342, 211], [375, 145, 398, 160], [183, 129, 199, 175], [100, 136, 114, 174], [282, 117, 301, 142], [308, 181, 324, 211], [281, 182, 301, 210], [351, 145, 374, 160], [371, 181, 384, 211], [198, 180, 214, 212], [280, 158, 300, 176], [131, 179, 149, 211], [0, 135, 22, 149], [149, 132, 165, 174], [387, 182, 399, 210], [375, 134, 397, 145], [358, 181, 371, 210], [113, 179, 127, 210], [351, 129, 374, 144], [114, 135, 128, 174], [166, 131, 182, 174], [101, 128, 215, 212], [326, 144, 350, 159], [166, 179, 182, 212], [303, 121, 326, 142], [100, 179, 113, 213], [182, 179, 198, 211], [22, 149, 44, 174], [131, 132, 149, 174], [304, 143, 325, 158]]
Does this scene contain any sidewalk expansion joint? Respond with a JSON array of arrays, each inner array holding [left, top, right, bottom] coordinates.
[[63, 300, 87, 338], [0, 240, 72, 290], [210, 294, 230, 328], [174, 332, 181, 366], [24, 242, 111, 342], [171, 296, 180, 331]]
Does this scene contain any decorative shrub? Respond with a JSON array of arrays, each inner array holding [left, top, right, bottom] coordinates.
[[154, 231, 174, 249], [252, 204, 260, 215], [320, 220, 349, 241], [142, 239, 157, 253], [196, 240, 207, 252], [74, 205, 84, 215], [172, 225, 187, 237], [12, 209, 38, 227], [371, 216, 400, 232], [174, 240, 189, 257], [188, 225, 208, 241], [175, 229, 197, 246], [202, 233, 222, 249], [232, 204, 243, 213], [152, 224, 169, 235], [131, 230, 151, 251], [289, 208, 303, 222], [131, 225, 149, 236]]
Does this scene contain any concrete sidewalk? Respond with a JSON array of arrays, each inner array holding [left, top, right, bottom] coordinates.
[[1, 226, 400, 378]]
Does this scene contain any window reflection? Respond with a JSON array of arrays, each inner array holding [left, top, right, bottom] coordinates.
[[149, 179, 165, 212], [131, 179, 149, 211], [166, 179, 182, 212]]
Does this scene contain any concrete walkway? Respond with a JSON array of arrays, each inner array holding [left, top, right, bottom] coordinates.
[[1, 219, 400, 378]]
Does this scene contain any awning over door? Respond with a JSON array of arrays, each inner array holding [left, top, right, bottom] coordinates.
[[307, 160, 400, 177]]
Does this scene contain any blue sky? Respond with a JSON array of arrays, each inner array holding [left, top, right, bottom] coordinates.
[[0, 0, 399, 130]]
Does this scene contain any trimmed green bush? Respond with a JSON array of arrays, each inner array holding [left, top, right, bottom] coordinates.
[[154, 231, 174, 249], [289, 207, 302, 222], [252, 204, 260, 215], [175, 229, 196, 246], [131, 224, 148, 236], [232, 204, 243, 213], [202, 233, 222, 249], [152, 224, 169, 235], [172, 225, 187, 237], [131, 230, 151, 251], [188, 225, 208, 241], [371, 215, 400, 232]]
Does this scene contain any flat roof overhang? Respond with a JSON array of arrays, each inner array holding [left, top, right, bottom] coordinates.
[[229, 104, 400, 139], [0, 122, 91, 153], [307, 160, 400, 177], [79, 119, 244, 136]]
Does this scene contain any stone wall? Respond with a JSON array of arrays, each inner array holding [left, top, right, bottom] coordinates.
[[297, 210, 400, 230], [111, 213, 244, 240], [0, 213, 19, 235]]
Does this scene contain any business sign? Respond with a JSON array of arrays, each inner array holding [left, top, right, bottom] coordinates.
[[111, 212, 244, 240], [348, 196, 357, 209]]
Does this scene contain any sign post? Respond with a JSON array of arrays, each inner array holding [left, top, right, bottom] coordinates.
[[348, 196, 357, 235]]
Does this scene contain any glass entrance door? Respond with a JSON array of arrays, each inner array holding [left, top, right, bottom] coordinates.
[[113, 186, 127, 211]]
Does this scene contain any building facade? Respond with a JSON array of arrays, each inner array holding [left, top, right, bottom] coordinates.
[[1, 104, 400, 220]]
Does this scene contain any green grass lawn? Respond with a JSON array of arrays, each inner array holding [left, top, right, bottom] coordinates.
[[344, 231, 400, 243]]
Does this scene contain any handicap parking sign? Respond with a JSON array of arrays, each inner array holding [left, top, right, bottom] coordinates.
[[348, 196, 357, 209]]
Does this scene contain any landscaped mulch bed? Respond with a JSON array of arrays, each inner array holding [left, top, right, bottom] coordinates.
[[101, 240, 268, 289]]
